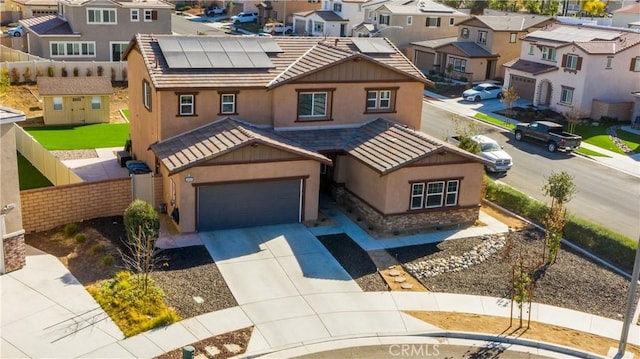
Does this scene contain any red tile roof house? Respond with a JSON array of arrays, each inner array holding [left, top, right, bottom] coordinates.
[[124, 35, 490, 234]]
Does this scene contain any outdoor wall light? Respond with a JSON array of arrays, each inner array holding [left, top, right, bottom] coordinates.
[[1, 203, 16, 214], [185, 174, 194, 183]]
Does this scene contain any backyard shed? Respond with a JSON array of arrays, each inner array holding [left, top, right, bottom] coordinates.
[[37, 77, 112, 125]]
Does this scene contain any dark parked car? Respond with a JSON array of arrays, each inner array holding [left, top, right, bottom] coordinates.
[[514, 121, 582, 152]]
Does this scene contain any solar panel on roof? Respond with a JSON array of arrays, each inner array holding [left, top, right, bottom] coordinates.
[[159, 36, 276, 69], [352, 38, 395, 54], [258, 38, 283, 53]]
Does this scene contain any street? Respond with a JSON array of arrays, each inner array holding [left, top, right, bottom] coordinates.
[[171, 13, 227, 35], [420, 100, 640, 240]]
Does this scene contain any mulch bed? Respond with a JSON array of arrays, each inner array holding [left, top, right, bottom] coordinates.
[[150, 246, 237, 319], [316, 234, 388, 292]]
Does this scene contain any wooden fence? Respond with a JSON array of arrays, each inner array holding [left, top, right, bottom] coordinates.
[[14, 125, 83, 186]]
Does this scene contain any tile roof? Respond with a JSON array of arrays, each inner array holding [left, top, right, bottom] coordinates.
[[37, 77, 113, 96], [460, 15, 552, 31], [20, 15, 74, 36], [382, 0, 467, 15], [412, 36, 457, 48], [151, 118, 486, 175], [524, 23, 640, 54], [613, 2, 640, 14], [452, 42, 498, 58], [314, 10, 348, 22], [150, 118, 331, 174], [58, 0, 172, 7], [503, 58, 558, 75], [11, 0, 56, 5], [129, 34, 430, 89]]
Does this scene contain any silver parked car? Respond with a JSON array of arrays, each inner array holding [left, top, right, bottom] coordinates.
[[462, 83, 504, 102]]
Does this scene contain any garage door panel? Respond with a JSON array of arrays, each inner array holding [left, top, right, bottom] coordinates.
[[198, 179, 301, 231], [509, 75, 535, 101]]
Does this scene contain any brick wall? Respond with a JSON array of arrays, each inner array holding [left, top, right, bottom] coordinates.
[[344, 191, 479, 233], [21, 177, 132, 233], [3, 233, 25, 273]]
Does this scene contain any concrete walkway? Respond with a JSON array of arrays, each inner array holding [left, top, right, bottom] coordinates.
[[423, 90, 640, 178]]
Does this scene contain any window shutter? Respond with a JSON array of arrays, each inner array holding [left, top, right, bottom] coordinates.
[[576, 56, 582, 70], [436, 17, 441, 27], [561, 54, 567, 67], [151, 10, 157, 20]]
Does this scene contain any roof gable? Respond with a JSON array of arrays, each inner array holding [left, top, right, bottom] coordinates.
[[459, 15, 553, 31]]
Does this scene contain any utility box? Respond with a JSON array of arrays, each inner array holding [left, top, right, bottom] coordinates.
[[182, 346, 195, 359], [117, 151, 132, 167]]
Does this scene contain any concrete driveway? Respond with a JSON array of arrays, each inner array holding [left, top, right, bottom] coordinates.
[[200, 223, 361, 306]]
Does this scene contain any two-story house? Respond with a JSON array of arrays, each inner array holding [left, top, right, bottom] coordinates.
[[5, 0, 57, 22], [292, 0, 353, 37], [504, 23, 640, 121], [19, 0, 173, 62], [355, 0, 469, 52], [124, 35, 490, 234], [410, 14, 554, 82]]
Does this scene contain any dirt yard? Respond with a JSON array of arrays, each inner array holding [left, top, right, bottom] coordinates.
[[1, 83, 129, 126]]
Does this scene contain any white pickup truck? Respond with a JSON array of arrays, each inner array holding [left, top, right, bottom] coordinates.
[[448, 134, 513, 173]]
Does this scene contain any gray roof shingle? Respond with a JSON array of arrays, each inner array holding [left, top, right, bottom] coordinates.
[[20, 15, 74, 36], [502, 58, 558, 75], [37, 77, 113, 96]]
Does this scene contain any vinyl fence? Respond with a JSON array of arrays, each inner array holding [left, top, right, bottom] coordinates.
[[14, 125, 83, 186], [1, 45, 128, 83]]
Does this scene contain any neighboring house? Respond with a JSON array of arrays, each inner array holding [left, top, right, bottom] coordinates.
[[410, 14, 555, 82], [124, 35, 490, 234], [5, 0, 57, 21], [612, 2, 640, 29], [20, 0, 173, 62], [37, 76, 112, 125], [292, 0, 374, 37], [255, 0, 321, 27], [0, 106, 26, 274], [504, 23, 640, 121], [356, 0, 469, 51]]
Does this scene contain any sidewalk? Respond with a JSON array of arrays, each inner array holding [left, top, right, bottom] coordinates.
[[423, 90, 640, 178]]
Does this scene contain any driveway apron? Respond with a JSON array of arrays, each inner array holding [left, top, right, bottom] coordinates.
[[200, 223, 361, 306]]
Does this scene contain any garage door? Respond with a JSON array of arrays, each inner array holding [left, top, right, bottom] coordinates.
[[197, 179, 302, 231], [509, 75, 536, 101], [414, 50, 435, 72]]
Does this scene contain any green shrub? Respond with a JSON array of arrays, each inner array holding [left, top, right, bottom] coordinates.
[[0, 69, 10, 94], [91, 244, 104, 255], [64, 222, 79, 237], [61, 67, 68, 77], [124, 200, 160, 243], [102, 254, 114, 266], [485, 178, 636, 272], [47, 65, 54, 77], [10, 68, 20, 84], [73, 67, 79, 77], [74, 233, 87, 243]]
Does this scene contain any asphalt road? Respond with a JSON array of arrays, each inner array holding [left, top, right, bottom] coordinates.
[[171, 13, 227, 35], [420, 100, 640, 241]]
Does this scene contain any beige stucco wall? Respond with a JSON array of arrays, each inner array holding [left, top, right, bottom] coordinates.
[[170, 158, 320, 232], [1, 123, 23, 235], [385, 12, 469, 50], [128, 47, 159, 167], [42, 94, 110, 125], [271, 81, 425, 130], [340, 155, 484, 214]]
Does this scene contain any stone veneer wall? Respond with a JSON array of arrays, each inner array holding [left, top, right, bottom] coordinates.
[[3, 233, 25, 273], [343, 190, 479, 233]]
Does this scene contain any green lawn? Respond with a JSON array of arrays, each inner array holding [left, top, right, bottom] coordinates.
[[17, 152, 53, 190], [572, 123, 640, 155], [121, 109, 130, 121], [575, 146, 610, 157], [25, 123, 130, 150], [474, 113, 516, 130]]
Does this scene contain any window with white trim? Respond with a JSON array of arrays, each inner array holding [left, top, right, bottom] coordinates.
[[53, 97, 63, 111], [542, 46, 556, 61], [144, 9, 157, 22], [528, 44, 535, 55], [560, 86, 574, 104], [461, 27, 468, 38], [220, 93, 236, 114], [449, 57, 466, 72], [410, 180, 460, 209], [179, 94, 194, 115], [313, 21, 324, 33], [425, 17, 440, 27], [333, 2, 342, 12], [631, 57, 640, 72], [131, 9, 139, 21], [406, 16, 412, 26], [379, 14, 390, 25], [565, 54, 579, 70], [91, 96, 101, 110], [50, 42, 95, 57], [110, 42, 128, 62], [477, 31, 487, 44], [366, 90, 392, 111], [509, 32, 517, 43], [605, 56, 613, 69], [87, 8, 116, 24], [449, 17, 454, 26], [298, 91, 327, 118], [143, 80, 151, 110]]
